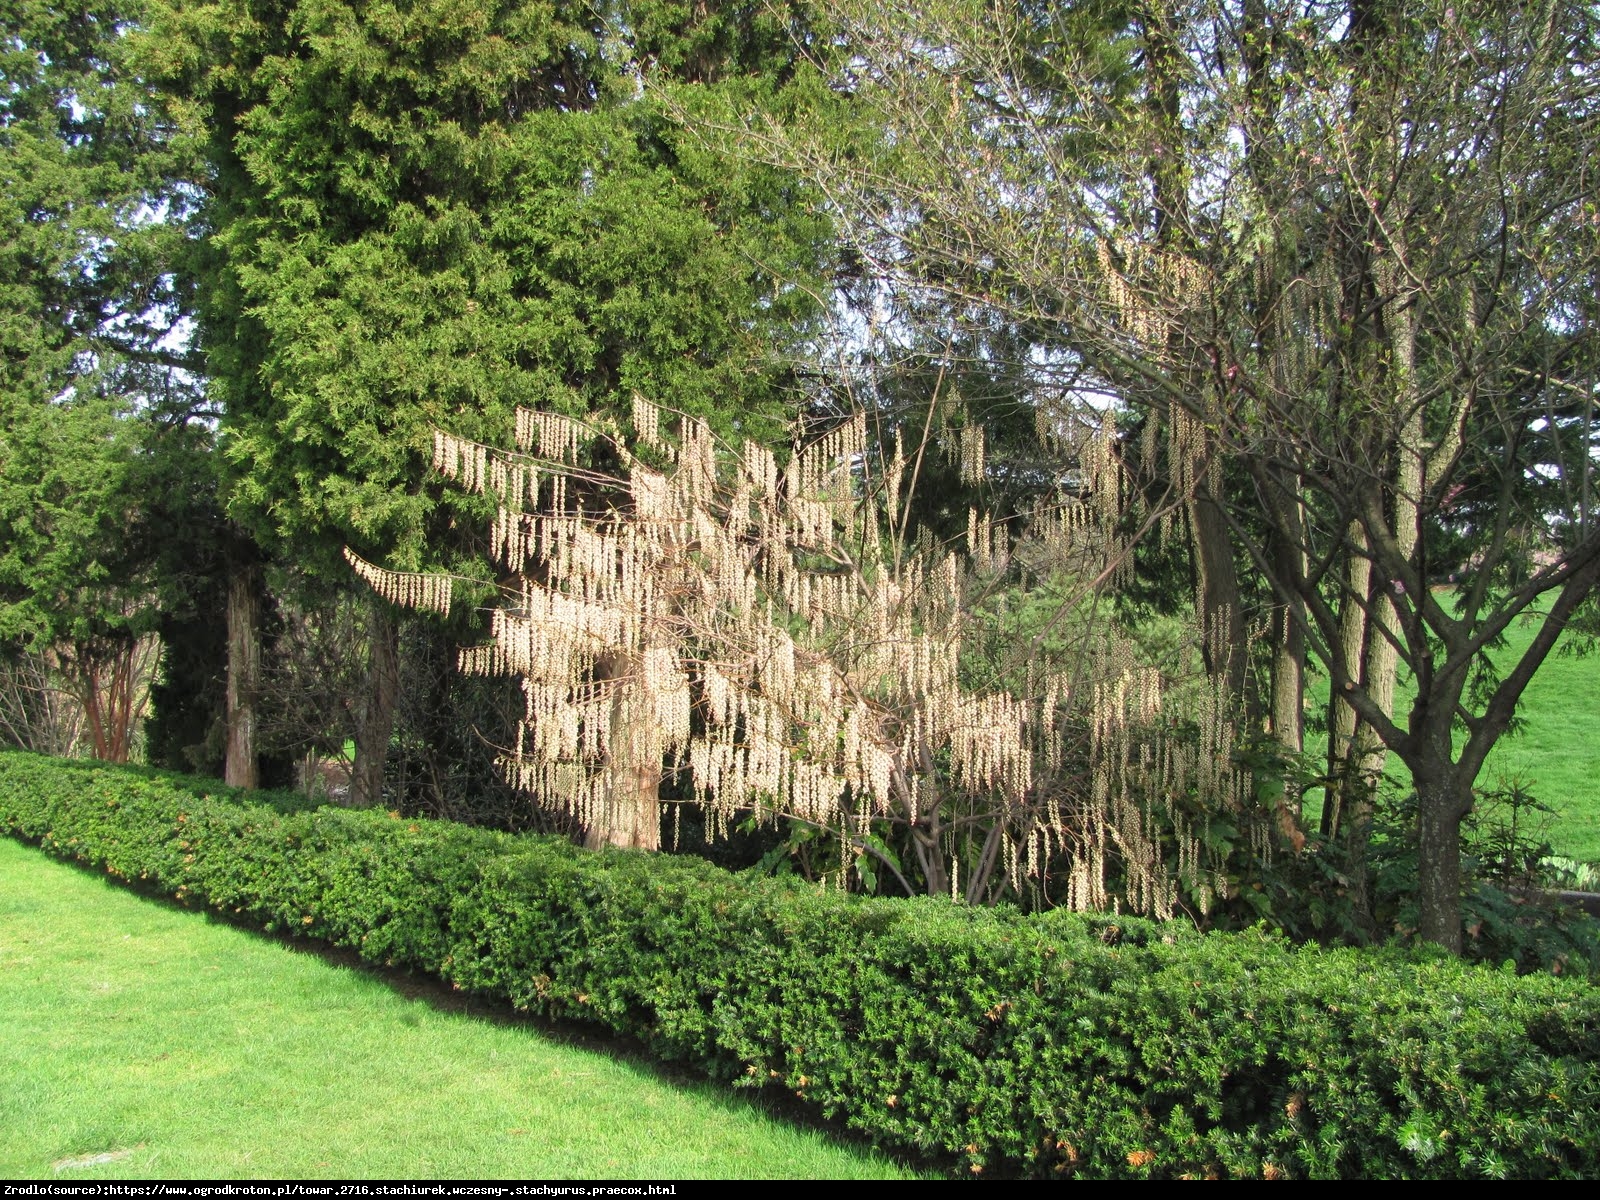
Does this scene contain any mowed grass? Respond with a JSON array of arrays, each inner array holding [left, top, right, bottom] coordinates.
[[1306, 604, 1600, 864], [0, 838, 923, 1181], [1474, 617, 1600, 863]]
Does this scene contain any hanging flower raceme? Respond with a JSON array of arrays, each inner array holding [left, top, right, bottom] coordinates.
[[346, 398, 1263, 914]]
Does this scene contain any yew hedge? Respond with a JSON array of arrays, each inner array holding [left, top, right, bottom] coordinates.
[[2, 749, 1596, 1179]]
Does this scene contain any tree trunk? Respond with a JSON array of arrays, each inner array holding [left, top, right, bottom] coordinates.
[[224, 554, 262, 789], [350, 599, 399, 809], [1353, 256, 1424, 783], [107, 652, 129, 763], [1268, 540, 1307, 849], [584, 650, 661, 851], [66, 637, 153, 765], [1415, 770, 1467, 953], [1190, 487, 1250, 703], [80, 657, 110, 762], [104, 642, 134, 763], [1141, 11, 1250, 707], [1267, 495, 1306, 759], [1323, 525, 1373, 837]]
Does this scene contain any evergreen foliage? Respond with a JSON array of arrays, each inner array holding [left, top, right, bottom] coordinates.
[[143, 0, 832, 575], [0, 0, 210, 760]]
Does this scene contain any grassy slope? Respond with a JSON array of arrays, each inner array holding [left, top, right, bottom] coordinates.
[[0, 838, 920, 1181], [1306, 608, 1600, 863], [1474, 619, 1600, 862]]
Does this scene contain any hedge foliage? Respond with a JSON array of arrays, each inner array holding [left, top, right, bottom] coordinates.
[[3, 750, 1597, 1179]]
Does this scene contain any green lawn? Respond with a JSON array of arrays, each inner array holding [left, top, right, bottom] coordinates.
[[1306, 608, 1600, 864], [0, 837, 921, 1180], [1473, 618, 1600, 863]]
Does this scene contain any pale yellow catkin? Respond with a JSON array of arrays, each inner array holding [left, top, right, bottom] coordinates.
[[369, 397, 1266, 911]]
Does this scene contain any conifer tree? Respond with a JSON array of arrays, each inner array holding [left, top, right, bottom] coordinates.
[[143, 0, 833, 803], [0, 0, 207, 760]]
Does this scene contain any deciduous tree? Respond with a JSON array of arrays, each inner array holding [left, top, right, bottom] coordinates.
[[353, 399, 1273, 913], [745, 0, 1600, 948]]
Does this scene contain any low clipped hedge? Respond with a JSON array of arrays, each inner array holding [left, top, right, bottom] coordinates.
[[3, 750, 1597, 1179]]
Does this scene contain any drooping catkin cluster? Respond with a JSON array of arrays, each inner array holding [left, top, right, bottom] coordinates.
[[1096, 240, 1207, 357], [350, 397, 1260, 914], [342, 547, 453, 616]]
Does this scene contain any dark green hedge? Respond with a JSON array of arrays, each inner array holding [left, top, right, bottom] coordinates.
[[3, 750, 1597, 1179]]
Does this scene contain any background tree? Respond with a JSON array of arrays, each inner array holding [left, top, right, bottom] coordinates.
[[0, 0, 209, 762], [740, 0, 1600, 949], [142, 0, 834, 805]]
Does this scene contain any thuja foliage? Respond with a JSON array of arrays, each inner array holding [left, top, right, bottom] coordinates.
[[0, 0, 212, 764], [142, 0, 832, 578], [134, 0, 837, 801], [350, 399, 1282, 915], [3, 750, 1598, 1180]]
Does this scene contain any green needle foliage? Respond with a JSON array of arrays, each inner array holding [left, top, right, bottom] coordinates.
[[143, 0, 833, 576], [0, 0, 212, 760]]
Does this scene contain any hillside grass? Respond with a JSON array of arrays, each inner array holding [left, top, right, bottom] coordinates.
[[0, 836, 921, 1181], [1306, 605, 1600, 863], [1473, 618, 1600, 863]]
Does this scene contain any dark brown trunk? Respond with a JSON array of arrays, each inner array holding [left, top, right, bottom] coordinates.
[[350, 599, 399, 809], [225, 556, 262, 789], [1190, 488, 1249, 701], [1415, 771, 1466, 953]]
